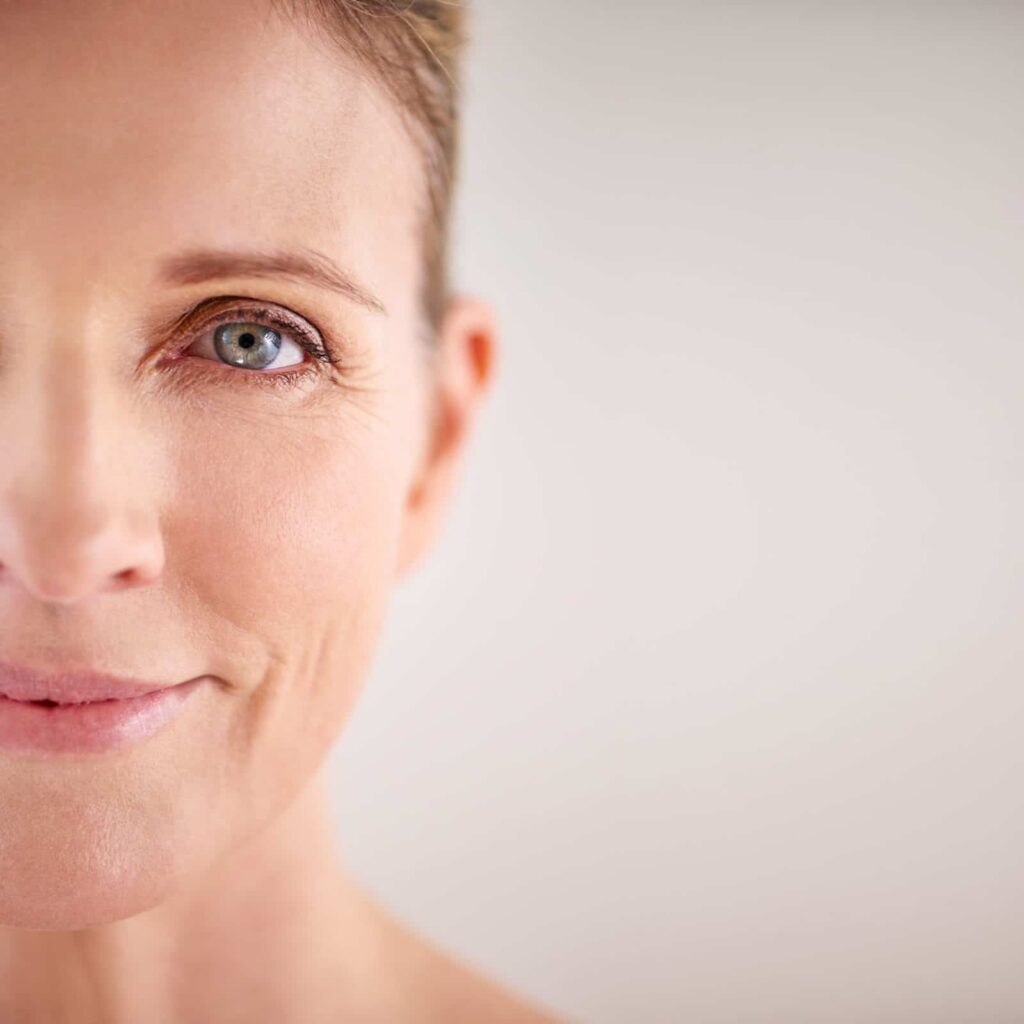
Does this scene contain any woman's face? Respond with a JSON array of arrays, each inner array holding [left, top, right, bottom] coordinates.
[[0, 0, 488, 928]]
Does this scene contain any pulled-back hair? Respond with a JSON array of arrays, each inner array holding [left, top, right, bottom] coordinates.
[[270, 0, 468, 336]]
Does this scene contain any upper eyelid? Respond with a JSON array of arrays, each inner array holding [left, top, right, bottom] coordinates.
[[174, 298, 320, 345]]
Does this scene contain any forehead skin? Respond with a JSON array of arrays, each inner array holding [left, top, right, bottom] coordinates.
[[0, 0, 423, 346]]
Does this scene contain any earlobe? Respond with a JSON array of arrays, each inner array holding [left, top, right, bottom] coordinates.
[[395, 295, 499, 580]]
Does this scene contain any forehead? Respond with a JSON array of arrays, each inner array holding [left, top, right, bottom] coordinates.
[[0, 0, 420, 305]]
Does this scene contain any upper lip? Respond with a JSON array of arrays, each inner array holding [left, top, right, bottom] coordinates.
[[0, 660, 173, 704]]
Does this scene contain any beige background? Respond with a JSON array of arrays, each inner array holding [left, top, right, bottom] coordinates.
[[327, 3, 1024, 1021]]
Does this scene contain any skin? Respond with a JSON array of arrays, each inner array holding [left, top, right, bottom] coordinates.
[[0, 0, 559, 1020]]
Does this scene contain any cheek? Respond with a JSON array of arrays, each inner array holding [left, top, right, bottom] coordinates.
[[167, 393, 410, 747]]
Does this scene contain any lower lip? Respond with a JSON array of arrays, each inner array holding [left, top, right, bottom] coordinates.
[[0, 679, 203, 756]]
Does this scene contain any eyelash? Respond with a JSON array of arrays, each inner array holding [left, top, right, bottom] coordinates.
[[171, 301, 344, 393]]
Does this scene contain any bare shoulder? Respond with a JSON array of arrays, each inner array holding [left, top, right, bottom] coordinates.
[[414, 951, 565, 1024], [350, 887, 567, 1024], [415, 943, 565, 1024]]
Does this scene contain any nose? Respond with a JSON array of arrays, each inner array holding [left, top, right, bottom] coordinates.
[[0, 501, 165, 604], [0, 344, 166, 605]]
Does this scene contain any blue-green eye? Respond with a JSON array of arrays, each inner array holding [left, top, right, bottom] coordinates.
[[212, 321, 302, 371]]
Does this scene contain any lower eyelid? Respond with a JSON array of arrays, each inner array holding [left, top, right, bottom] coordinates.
[[173, 355, 316, 393]]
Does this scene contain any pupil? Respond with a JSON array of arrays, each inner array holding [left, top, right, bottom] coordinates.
[[239, 332, 256, 349]]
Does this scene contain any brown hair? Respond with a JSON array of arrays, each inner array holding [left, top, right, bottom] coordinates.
[[270, 0, 468, 336]]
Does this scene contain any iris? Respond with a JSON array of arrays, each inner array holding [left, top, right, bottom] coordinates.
[[213, 322, 284, 370]]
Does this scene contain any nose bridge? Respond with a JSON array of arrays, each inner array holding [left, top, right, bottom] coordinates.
[[32, 330, 123, 525], [0, 304, 165, 602]]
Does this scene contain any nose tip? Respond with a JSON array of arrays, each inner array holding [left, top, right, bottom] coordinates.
[[0, 504, 165, 605], [2, 561, 161, 604]]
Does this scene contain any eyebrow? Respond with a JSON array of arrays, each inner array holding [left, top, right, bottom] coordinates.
[[156, 246, 387, 315]]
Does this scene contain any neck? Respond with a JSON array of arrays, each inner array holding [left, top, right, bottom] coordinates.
[[0, 768, 380, 1023]]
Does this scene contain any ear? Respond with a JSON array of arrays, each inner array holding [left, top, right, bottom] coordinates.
[[395, 295, 499, 579]]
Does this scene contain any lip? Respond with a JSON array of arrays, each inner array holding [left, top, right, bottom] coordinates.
[[0, 661, 204, 756]]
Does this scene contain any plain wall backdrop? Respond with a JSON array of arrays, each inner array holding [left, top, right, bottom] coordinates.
[[327, 3, 1024, 1021]]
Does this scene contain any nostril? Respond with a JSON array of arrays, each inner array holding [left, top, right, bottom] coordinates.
[[0, 535, 164, 599], [112, 567, 144, 590]]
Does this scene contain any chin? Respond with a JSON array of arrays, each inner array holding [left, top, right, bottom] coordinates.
[[0, 862, 176, 931], [0, 770, 210, 931]]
